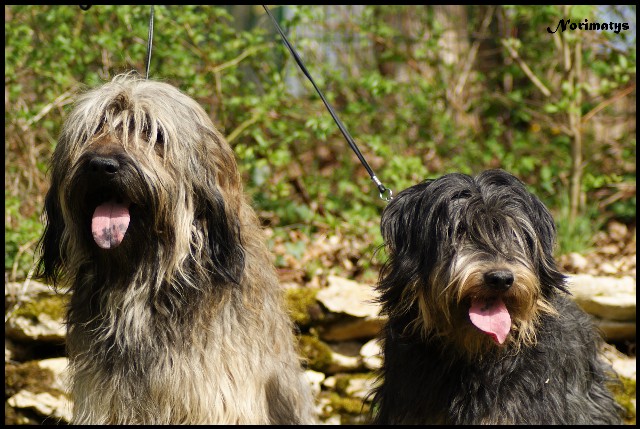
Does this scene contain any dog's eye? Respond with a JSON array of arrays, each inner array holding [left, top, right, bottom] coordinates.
[[93, 118, 108, 136], [128, 118, 137, 136], [525, 234, 535, 252], [452, 190, 471, 201]]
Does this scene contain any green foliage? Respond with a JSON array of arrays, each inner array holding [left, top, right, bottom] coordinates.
[[284, 287, 319, 327], [615, 375, 637, 425], [5, 6, 636, 280], [555, 205, 602, 256], [5, 193, 43, 278], [608, 194, 636, 222], [13, 294, 69, 322], [298, 334, 333, 372]]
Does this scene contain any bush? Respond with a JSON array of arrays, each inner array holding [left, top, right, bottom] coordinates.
[[5, 6, 635, 280]]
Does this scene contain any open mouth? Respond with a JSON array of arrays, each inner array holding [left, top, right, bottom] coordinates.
[[89, 189, 131, 249], [468, 296, 511, 345]]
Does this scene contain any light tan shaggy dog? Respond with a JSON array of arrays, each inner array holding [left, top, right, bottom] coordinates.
[[36, 73, 316, 424]]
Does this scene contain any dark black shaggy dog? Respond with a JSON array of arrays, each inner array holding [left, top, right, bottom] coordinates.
[[370, 169, 623, 424]]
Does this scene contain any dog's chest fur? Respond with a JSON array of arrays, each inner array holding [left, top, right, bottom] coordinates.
[[376, 295, 620, 424]]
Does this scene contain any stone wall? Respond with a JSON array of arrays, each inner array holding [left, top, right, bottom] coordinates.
[[4, 274, 636, 424]]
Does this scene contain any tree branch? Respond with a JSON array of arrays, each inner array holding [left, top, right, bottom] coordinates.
[[226, 111, 261, 144], [453, 6, 495, 98], [21, 86, 78, 132], [210, 43, 275, 74], [582, 84, 636, 124], [501, 39, 552, 97]]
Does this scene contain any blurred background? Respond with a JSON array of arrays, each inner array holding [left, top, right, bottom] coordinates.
[[4, 5, 636, 424]]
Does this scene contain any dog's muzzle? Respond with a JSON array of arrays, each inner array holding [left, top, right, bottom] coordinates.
[[468, 269, 515, 345]]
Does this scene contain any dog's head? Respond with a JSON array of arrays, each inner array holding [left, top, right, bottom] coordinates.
[[37, 74, 245, 287], [378, 169, 567, 354]]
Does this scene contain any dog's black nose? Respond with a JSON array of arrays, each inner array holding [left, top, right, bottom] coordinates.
[[89, 156, 120, 176], [484, 270, 514, 291]]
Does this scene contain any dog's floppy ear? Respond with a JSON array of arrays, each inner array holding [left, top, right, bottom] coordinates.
[[527, 191, 569, 292], [189, 128, 246, 286], [528, 193, 557, 256], [380, 195, 407, 254], [196, 178, 246, 286], [380, 180, 433, 255], [379, 180, 440, 285], [378, 180, 441, 314], [36, 183, 66, 286]]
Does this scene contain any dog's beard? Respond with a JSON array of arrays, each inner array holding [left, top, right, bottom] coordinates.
[[448, 249, 537, 345], [54, 140, 185, 290], [418, 246, 556, 357], [66, 155, 146, 251]]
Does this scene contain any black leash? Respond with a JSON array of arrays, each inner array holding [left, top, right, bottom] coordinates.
[[262, 5, 392, 201], [78, 5, 388, 198], [145, 6, 154, 80], [79, 5, 155, 80]]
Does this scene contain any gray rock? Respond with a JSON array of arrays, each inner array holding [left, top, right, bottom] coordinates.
[[38, 357, 70, 392], [304, 369, 326, 396], [7, 390, 72, 423], [6, 312, 66, 343], [5, 280, 67, 343], [343, 376, 377, 400], [360, 338, 382, 371], [317, 317, 385, 342], [315, 276, 385, 342], [594, 319, 636, 342], [326, 341, 364, 373], [316, 275, 380, 318], [564, 252, 589, 272], [568, 275, 636, 322]]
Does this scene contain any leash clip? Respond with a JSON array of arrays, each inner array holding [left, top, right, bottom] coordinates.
[[372, 176, 393, 201]]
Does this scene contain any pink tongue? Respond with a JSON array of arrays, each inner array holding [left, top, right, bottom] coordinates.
[[91, 200, 130, 249], [469, 297, 511, 344]]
